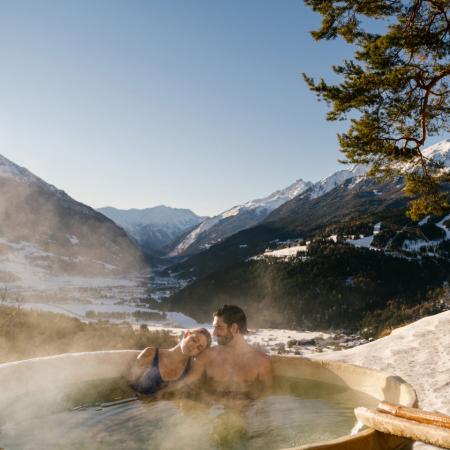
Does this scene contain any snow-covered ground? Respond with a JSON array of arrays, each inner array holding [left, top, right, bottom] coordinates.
[[255, 244, 308, 260], [0, 237, 132, 289], [153, 311, 449, 449], [2, 269, 200, 328], [13, 301, 201, 329], [314, 310, 450, 450]]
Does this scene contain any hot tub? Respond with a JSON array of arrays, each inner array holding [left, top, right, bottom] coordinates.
[[0, 351, 417, 450]]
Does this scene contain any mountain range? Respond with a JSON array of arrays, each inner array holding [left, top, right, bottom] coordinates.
[[165, 139, 450, 331], [2, 138, 449, 331], [0, 155, 147, 284], [166, 139, 450, 279], [97, 206, 204, 256]]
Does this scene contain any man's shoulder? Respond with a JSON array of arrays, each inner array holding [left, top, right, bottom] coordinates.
[[244, 341, 269, 357], [250, 345, 271, 363]]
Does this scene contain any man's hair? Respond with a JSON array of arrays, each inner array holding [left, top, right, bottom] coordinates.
[[213, 305, 248, 334]]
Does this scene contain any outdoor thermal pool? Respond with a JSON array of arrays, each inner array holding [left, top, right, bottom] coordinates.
[[0, 351, 417, 450]]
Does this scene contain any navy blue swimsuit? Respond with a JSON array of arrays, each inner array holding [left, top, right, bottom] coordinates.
[[130, 348, 192, 395]]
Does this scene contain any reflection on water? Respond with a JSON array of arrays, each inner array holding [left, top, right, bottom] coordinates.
[[0, 377, 377, 450]]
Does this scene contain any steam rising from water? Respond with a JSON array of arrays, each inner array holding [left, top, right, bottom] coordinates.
[[0, 161, 148, 288], [0, 377, 377, 450]]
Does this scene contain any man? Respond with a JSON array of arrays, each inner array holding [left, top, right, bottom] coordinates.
[[170, 305, 272, 394]]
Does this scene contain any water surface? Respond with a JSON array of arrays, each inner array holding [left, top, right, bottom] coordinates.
[[0, 376, 377, 450]]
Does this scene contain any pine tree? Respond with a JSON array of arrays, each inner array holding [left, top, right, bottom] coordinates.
[[303, 0, 450, 219]]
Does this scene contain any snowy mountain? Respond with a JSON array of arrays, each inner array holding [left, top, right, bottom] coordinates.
[[0, 154, 147, 286], [166, 140, 450, 258], [168, 165, 371, 257], [422, 138, 450, 167], [167, 139, 450, 280], [97, 206, 205, 254], [308, 165, 367, 199], [169, 178, 313, 256]]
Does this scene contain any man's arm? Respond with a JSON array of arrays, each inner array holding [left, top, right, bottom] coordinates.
[[162, 349, 209, 394], [258, 355, 273, 390]]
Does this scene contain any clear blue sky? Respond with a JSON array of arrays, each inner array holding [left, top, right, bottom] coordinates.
[[0, 1, 446, 216]]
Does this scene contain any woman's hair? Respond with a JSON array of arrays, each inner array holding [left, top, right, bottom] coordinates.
[[190, 327, 212, 348]]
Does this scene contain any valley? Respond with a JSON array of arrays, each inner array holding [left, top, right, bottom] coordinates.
[[2, 139, 450, 339]]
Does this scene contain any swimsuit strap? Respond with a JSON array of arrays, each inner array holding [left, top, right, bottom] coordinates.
[[152, 348, 159, 368]]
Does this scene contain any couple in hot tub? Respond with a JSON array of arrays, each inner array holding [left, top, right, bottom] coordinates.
[[128, 305, 272, 397]]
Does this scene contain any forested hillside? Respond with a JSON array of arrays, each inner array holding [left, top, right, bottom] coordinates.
[[168, 240, 450, 335]]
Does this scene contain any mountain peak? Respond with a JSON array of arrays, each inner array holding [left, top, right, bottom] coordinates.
[[422, 138, 450, 166], [97, 205, 205, 253], [244, 178, 313, 209], [0, 154, 36, 181]]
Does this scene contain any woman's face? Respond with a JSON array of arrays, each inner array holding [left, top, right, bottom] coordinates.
[[180, 331, 208, 357]]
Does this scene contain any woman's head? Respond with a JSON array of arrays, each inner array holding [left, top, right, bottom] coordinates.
[[180, 327, 212, 357]]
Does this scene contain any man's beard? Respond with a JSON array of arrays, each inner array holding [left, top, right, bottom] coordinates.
[[217, 331, 233, 345]]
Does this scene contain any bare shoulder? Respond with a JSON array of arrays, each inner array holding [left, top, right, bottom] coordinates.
[[250, 347, 272, 385], [137, 346, 155, 361], [247, 343, 270, 360], [248, 345, 272, 370]]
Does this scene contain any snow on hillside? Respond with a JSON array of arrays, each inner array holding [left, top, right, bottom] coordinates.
[[98, 206, 203, 232], [97, 205, 206, 253], [171, 179, 312, 255], [422, 138, 450, 168], [436, 213, 450, 239], [171, 216, 223, 254], [0, 154, 39, 182], [309, 164, 367, 199], [170, 139, 450, 257], [316, 310, 450, 450], [241, 178, 312, 211], [0, 237, 120, 289], [0, 154, 61, 195], [255, 244, 308, 260]]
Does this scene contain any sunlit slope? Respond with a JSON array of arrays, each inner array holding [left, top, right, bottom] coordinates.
[[166, 177, 410, 279], [0, 154, 147, 282]]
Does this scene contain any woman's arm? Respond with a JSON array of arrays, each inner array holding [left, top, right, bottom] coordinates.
[[127, 347, 155, 383], [161, 350, 209, 394]]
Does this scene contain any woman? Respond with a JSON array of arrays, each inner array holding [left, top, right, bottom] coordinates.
[[128, 328, 211, 395]]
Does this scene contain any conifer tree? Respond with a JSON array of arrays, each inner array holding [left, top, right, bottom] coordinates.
[[303, 0, 450, 219]]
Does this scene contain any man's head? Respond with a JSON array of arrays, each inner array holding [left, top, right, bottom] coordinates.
[[213, 305, 248, 345]]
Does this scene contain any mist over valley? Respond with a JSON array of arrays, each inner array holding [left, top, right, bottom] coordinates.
[[1, 140, 450, 338]]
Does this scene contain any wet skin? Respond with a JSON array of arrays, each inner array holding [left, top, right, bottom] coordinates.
[[128, 331, 208, 383], [172, 317, 273, 394]]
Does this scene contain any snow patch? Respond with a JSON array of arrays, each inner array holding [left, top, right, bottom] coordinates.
[[346, 235, 374, 248], [419, 216, 430, 226], [436, 213, 450, 239], [258, 245, 308, 259], [67, 235, 79, 245], [316, 310, 450, 450]]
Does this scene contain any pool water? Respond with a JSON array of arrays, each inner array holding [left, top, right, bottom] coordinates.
[[0, 377, 377, 450]]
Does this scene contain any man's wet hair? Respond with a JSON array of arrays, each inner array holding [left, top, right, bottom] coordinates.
[[213, 305, 248, 334]]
